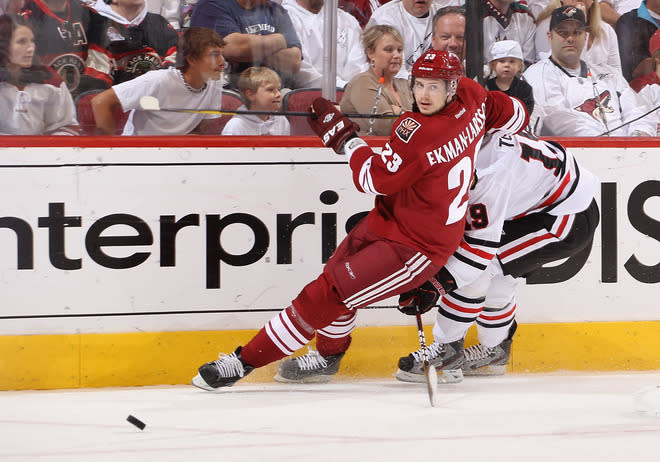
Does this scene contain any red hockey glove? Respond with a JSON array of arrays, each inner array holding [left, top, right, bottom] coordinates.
[[397, 279, 447, 316], [308, 97, 358, 155]]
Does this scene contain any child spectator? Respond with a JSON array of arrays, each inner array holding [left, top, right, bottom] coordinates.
[[485, 40, 534, 115], [0, 14, 79, 134], [222, 66, 291, 135], [91, 26, 225, 135]]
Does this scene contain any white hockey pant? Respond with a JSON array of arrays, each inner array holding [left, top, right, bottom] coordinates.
[[433, 259, 519, 348]]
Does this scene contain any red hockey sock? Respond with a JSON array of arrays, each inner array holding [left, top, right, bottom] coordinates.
[[316, 334, 352, 357], [241, 306, 314, 368], [315, 311, 356, 356]]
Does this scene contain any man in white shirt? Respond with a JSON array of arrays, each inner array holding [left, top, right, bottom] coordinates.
[[91, 27, 226, 135], [482, 0, 536, 66], [367, 0, 460, 79], [282, 0, 368, 88], [524, 6, 655, 136], [431, 6, 466, 61]]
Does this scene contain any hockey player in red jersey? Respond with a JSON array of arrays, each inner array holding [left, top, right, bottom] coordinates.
[[191, 50, 528, 391], [394, 132, 599, 382]]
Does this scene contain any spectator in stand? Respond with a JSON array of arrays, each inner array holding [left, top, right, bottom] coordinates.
[[0, 14, 79, 134], [482, 0, 536, 67], [527, 0, 553, 18], [190, 0, 302, 90], [145, 0, 181, 29], [18, 0, 91, 93], [367, 0, 460, 79], [78, 0, 178, 94], [616, 0, 660, 82], [340, 24, 412, 135], [222, 66, 290, 135], [535, 0, 622, 75], [431, 6, 466, 62], [630, 29, 660, 134], [486, 40, 534, 114], [91, 26, 225, 135], [282, 0, 367, 89], [339, 0, 390, 28], [1, 0, 24, 14], [524, 6, 655, 136], [599, 0, 641, 27]]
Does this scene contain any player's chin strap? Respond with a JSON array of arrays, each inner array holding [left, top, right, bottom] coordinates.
[[597, 103, 660, 136]]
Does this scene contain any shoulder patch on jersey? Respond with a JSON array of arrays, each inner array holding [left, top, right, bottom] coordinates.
[[395, 117, 421, 143]]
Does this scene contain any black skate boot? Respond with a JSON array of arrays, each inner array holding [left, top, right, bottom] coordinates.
[[191, 346, 254, 391], [274, 348, 345, 383], [395, 338, 465, 384], [462, 320, 517, 376]]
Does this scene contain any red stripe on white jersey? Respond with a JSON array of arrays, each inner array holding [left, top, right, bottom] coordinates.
[[479, 304, 517, 321], [459, 240, 496, 260], [440, 296, 483, 315], [498, 214, 574, 264]]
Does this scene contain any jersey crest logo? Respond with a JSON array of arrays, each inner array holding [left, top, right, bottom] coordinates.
[[395, 117, 421, 143], [574, 90, 614, 121], [50, 53, 86, 91], [125, 54, 162, 76]]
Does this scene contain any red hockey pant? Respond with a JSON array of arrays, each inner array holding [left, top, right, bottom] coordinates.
[[241, 219, 441, 367]]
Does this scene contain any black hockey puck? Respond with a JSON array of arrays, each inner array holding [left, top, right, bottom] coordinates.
[[126, 414, 146, 430]]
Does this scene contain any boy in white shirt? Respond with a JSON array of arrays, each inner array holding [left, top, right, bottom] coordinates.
[[222, 67, 291, 136], [92, 27, 225, 135]]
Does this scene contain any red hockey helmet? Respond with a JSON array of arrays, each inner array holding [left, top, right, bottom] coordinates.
[[411, 50, 463, 81]]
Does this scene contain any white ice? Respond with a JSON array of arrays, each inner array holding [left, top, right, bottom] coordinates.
[[2, 372, 660, 462]]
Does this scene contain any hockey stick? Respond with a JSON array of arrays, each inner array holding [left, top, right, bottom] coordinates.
[[597, 103, 660, 136], [415, 313, 438, 407], [138, 96, 397, 119]]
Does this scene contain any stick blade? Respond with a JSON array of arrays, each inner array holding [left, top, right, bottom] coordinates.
[[139, 96, 160, 111], [424, 362, 438, 407]]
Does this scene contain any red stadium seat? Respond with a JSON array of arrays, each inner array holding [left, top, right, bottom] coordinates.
[[282, 88, 344, 135], [203, 89, 244, 134], [75, 90, 129, 135]]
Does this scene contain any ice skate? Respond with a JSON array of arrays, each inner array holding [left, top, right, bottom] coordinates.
[[395, 339, 464, 384], [462, 320, 517, 376], [191, 346, 254, 391], [274, 348, 344, 383]]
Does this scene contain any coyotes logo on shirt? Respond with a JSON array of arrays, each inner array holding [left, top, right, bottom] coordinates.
[[574, 90, 614, 121], [395, 117, 421, 143]]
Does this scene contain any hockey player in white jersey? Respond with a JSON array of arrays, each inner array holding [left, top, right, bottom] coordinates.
[[394, 132, 600, 382], [524, 6, 656, 137]]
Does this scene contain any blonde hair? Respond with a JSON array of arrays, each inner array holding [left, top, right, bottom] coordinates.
[[361, 25, 404, 63], [538, 0, 603, 40], [237, 67, 281, 106]]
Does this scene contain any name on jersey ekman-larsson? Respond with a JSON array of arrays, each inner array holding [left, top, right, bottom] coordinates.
[[426, 103, 486, 166]]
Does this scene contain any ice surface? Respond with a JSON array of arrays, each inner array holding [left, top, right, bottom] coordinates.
[[2, 372, 660, 461]]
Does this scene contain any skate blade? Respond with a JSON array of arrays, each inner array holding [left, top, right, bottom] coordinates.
[[463, 365, 507, 376], [191, 373, 216, 391], [273, 372, 334, 384], [395, 368, 464, 384]]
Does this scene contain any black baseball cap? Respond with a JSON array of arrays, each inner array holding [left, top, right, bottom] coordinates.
[[550, 6, 587, 30]]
